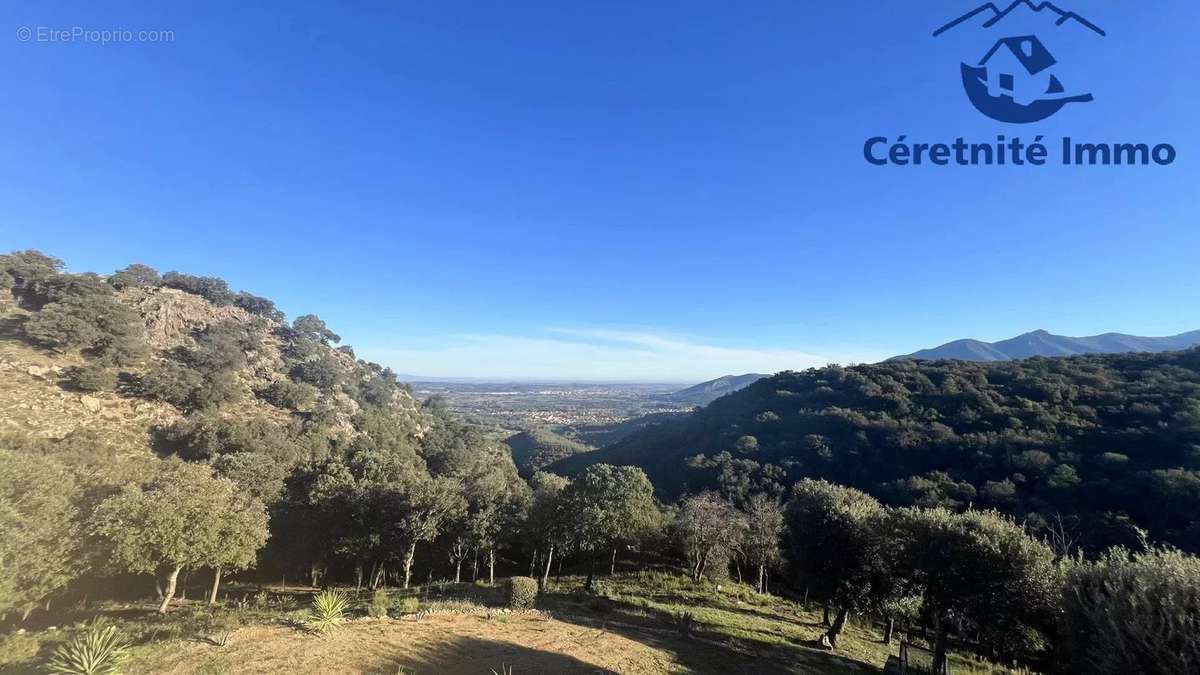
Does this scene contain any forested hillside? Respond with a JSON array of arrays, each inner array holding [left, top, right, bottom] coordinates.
[[503, 427, 594, 477], [0, 249, 527, 613], [553, 353, 1200, 553], [4, 249, 1199, 675]]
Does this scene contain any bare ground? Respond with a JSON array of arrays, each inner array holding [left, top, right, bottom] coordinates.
[[131, 613, 716, 675]]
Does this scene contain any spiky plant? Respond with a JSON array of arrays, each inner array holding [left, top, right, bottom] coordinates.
[[306, 589, 350, 633], [47, 623, 130, 675]]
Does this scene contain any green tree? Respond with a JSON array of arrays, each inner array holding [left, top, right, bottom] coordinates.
[[390, 475, 466, 588], [891, 507, 1059, 671], [107, 263, 162, 290], [0, 450, 87, 621], [785, 479, 890, 648], [0, 249, 65, 307], [525, 471, 570, 588], [90, 462, 269, 613], [24, 293, 146, 364], [559, 464, 659, 589], [292, 314, 340, 344]]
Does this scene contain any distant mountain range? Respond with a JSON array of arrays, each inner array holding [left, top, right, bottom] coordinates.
[[666, 373, 769, 406], [892, 329, 1200, 362]]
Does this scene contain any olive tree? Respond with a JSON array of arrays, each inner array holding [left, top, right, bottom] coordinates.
[[891, 507, 1059, 671], [785, 479, 891, 649], [91, 462, 269, 613]]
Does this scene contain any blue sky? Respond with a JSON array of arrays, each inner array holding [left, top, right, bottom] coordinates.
[[2, 1, 1197, 380]]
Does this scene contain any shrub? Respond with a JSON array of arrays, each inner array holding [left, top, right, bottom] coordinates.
[[257, 379, 317, 410], [24, 294, 146, 364], [392, 596, 420, 615], [367, 588, 390, 618], [161, 272, 235, 305], [1061, 547, 1200, 674], [69, 363, 118, 392], [306, 590, 350, 633], [504, 576, 538, 610], [47, 623, 129, 675]]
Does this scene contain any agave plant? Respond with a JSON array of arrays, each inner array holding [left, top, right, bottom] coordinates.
[[47, 623, 130, 675], [306, 589, 350, 633]]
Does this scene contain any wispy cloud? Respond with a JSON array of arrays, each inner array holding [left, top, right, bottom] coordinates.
[[358, 328, 882, 382]]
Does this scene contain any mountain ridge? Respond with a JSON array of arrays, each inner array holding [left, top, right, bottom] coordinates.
[[892, 328, 1200, 362], [665, 373, 769, 406]]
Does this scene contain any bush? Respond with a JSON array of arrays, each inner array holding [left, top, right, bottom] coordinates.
[[367, 588, 389, 618], [306, 590, 350, 633], [138, 362, 238, 411], [24, 294, 146, 364], [1061, 547, 1200, 674], [161, 272, 234, 305], [392, 596, 420, 615], [504, 576, 538, 610], [47, 623, 129, 675], [69, 363, 118, 392], [257, 380, 317, 411]]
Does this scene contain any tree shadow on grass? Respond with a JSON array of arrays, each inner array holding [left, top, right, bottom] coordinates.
[[539, 590, 881, 674]]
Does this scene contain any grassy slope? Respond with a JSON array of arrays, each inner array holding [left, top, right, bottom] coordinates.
[[1, 573, 1014, 674]]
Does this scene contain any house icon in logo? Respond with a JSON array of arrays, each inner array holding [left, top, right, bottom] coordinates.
[[935, 1, 1104, 124], [961, 35, 1093, 123]]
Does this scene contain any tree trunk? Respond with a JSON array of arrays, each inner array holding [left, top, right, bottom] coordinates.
[[179, 568, 190, 600], [355, 564, 363, 594], [610, 547, 618, 576], [825, 608, 850, 649], [585, 552, 597, 590], [488, 548, 495, 585], [822, 605, 831, 626], [158, 564, 182, 614], [541, 544, 555, 590], [454, 558, 463, 583], [208, 566, 222, 605], [528, 549, 539, 578], [555, 553, 563, 579], [757, 564, 765, 594], [932, 617, 951, 674], [403, 542, 417, 589], [735, 559, 742, 584], [883, 617, 895, 644]]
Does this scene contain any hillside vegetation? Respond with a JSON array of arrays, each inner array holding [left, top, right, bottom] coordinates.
[[504, 427, 594, 477], [2, 249, 1198, 675], [554, 353, 1200, 554]]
